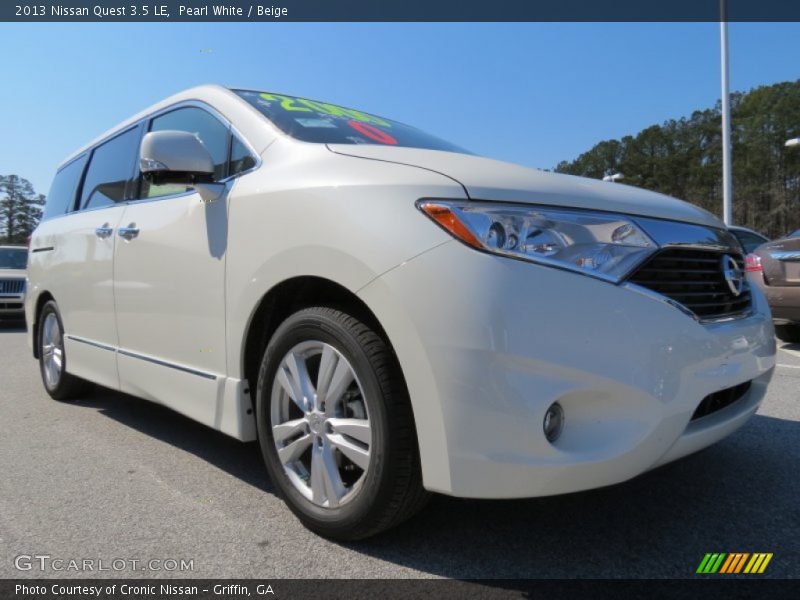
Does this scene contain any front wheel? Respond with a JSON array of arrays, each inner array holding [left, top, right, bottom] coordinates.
[[256, 306, 427, 540], [38, 300, 93, 401]]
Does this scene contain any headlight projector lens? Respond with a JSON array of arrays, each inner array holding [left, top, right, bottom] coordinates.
[[543, 402, 565, 443]]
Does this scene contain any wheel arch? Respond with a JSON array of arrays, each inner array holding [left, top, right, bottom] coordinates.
[[241, 276, 399, 404]]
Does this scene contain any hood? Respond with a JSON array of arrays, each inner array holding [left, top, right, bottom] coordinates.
[[327, 145, 722, 229]]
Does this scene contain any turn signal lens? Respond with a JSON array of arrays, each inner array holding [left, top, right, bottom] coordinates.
[[418, 202, 482, 249], [745, 253, 762, 272]]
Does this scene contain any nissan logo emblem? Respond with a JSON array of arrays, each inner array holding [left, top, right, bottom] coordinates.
[[721, 255, 744, 297]]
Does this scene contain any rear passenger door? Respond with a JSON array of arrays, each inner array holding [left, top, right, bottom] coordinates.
[[32, 125, 141, 390], [112, 105, 252, 427]]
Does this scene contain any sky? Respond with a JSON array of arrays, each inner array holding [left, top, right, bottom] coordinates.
[[1, 22, 799, 194]]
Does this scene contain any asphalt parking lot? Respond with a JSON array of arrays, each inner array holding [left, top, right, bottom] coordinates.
[[1, 321, 798, 580]]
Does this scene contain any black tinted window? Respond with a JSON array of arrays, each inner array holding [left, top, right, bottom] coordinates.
[[234, 90, 468, 153], [80, 128, 140, 210], [140, 107, 229, 199], [229, 136, 256, 176], [0, 248, 27, 269], [734, 231, 767, 253], [43, 154, 88, 220]]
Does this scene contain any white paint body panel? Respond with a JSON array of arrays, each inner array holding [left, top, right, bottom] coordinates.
[[28, 206, 126, 390], [26, 85, 776, 499], [113, 188, 229, 424], [358, 241, 774, 496], [328, 145, 722, 228]]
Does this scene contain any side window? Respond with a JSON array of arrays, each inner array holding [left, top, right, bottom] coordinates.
[[229, 136, 257, 176], [80, 127, 140, 210], [43, 154, 88, 220], [142, 107, 229, 199]]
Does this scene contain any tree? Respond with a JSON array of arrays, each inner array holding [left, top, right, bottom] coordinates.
[[555, 80, 800, 239], [0, 175, 46, 244]]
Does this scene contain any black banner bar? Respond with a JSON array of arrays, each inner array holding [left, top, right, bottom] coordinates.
[[4, 579, 800, 600], [3, 0, 800, 22]]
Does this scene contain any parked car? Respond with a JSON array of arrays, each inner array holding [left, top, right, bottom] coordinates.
[[746, 229, 800, 343], [0, 245, 28, 321], [728, 225, 769, 254], [26, 85, 776, 540]]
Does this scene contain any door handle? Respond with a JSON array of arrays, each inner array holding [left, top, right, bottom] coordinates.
[[95, 224, 113, 239], [118, 224, 140, 241]]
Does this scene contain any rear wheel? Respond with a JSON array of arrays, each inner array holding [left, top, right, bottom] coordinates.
[[38, 300, 93, 401], [256, 306, 427, 540], [775, 323, 800, 344]]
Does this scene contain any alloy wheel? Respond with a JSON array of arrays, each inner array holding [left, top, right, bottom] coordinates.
[[41, 312, 63, 389], [270, 341, 372, 508]]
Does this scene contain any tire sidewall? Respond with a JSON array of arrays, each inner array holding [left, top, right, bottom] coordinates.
[[256, 310, 392, 532]]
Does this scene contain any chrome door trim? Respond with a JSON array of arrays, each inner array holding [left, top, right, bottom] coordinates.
[[117, 349, 218, 380], [65, 334, 116, 352], [64, 334, 218, 380]]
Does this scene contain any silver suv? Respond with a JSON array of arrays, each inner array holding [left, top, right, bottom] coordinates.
[[0, 245, 27, 321]]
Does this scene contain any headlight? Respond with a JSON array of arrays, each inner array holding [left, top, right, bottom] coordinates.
[[417, 200, 657, 282]]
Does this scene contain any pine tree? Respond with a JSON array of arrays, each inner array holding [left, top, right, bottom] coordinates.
[[555, 80, 800, 239], [0, 175, 46, 243]]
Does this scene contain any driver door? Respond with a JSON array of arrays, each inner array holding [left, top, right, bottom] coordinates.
[[113, 106, 233, 427]]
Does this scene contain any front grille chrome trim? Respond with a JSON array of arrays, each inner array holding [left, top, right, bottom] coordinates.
[[621, 218, 752, 323], [624, 248, 752, 323], [623, 281, 753, 324], [0, 278, 26, 295]]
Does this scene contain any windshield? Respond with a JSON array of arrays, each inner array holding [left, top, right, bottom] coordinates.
[[0, 248, 27, 270], [234, 89, 469, 153]]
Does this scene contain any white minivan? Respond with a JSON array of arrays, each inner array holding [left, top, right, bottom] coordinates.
[[27, 85, 775, 539]]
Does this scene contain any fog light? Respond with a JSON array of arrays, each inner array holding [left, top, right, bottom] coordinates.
[[543, 402, 564, 443]]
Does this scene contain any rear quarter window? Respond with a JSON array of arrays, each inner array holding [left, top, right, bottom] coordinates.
[[42, 154, 88, 221], [79, 126, 141, 210]]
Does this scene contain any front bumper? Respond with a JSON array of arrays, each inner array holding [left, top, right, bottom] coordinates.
[[360, 240, 776, 498], [0, 293, 25, 319]]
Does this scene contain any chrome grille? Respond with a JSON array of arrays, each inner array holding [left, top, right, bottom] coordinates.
[[627, 248, 751, 320], [0, 278, 25, 295]]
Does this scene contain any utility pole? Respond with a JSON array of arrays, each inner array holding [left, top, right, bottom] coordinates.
[[720, 0, 733, 225]]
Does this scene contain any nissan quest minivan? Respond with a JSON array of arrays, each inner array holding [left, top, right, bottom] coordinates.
[[26, 85, 776, 540]]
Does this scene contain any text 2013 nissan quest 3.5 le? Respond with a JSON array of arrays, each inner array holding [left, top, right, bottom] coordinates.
[[26, 85, 776, 540]]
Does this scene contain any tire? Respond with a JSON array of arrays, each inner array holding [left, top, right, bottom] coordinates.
[[256, 306, 428, 540], [38, 300, 93, 401], [775, 323, 800, 344]]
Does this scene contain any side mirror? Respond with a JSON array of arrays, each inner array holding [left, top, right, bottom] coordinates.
[[139, 130, 215, 185]]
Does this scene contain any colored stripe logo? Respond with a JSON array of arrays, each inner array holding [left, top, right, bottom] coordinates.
[[697, 553, 773, 574]]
